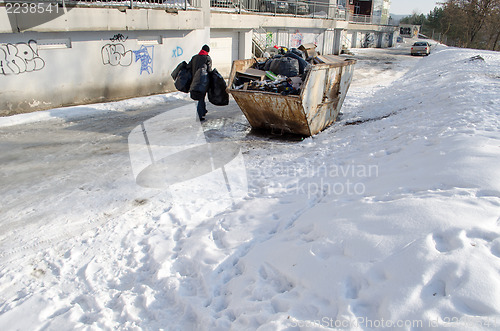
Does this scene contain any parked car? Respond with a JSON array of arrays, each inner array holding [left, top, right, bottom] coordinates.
[[210, 0, 234, 8], [261, 0, 289, 14], [288, 0, 309, 15], [411, 41, 431, 56]]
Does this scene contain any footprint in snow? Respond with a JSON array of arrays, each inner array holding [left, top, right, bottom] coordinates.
[[466, 227, 500, 259], [431, 229, 465, 253], [344, 276, 365, 300]]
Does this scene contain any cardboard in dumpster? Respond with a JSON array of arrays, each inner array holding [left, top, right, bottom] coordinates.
[[235, 68, 267, 81], [298, 43, 317, 58]]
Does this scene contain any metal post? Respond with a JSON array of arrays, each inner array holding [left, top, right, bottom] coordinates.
[[130, 0, 134, 9]]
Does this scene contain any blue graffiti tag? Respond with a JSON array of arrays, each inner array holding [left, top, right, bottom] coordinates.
[[172, 46, 183, 58], [133, 45, 154, 75]]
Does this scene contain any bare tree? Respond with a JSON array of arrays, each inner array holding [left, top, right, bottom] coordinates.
[[484, 0, 500, 50], [437, 0, 500, 48]]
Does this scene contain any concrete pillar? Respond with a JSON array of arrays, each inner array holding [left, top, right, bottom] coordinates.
[[323, 29, 335, 55], [202, 0, 210, 27], [377, 32, 383, 48], [239, 30, 253, 60], [333, 29, 344, 55], [351, 31, 358, 48], [388, 32, 394, 47]]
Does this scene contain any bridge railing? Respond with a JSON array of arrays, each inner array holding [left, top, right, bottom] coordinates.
[[1, 0, 387, 23]]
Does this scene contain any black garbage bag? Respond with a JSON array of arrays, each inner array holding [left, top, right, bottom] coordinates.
[[173, 61, 192, 93], [263, 55, 282, 71], [264, 58, 273, 71], [269, 57, 300, 77], [171, 61, 186, 79], [284, 51, 310, 74], [189, 66, 209, 101], [290, 48, 305, 59], [208, 68, 229, 106], [254, 59, 267, 71]]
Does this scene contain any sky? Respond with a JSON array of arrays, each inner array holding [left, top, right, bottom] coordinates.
[[390, 0, 440, 15]]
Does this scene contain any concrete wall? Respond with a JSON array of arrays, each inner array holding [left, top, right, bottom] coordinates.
[[0, 7, 213, 115], [0, 6, 396, 115], [254, 28, 325, 51], [343, 21, 397, 50], [0, 28, 210, 115], [0, 7, 206, 33]]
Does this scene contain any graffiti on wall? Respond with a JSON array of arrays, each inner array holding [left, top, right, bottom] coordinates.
[[101, 43, 133, 66], [172, 46, 183, 58], [290, 31, 303, 48], [110, 34, 128, 42], [133, 45, 154, 75], [400, 27, 411, 36], [383, 34, 390, 47], [266, 32, 273, 48], [363, 33, 375, 48], [102, 35, 154, 75], [0, 40, 45, 75], [400, 27, 419, 37]]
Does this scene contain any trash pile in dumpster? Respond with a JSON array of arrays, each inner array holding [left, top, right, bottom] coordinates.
[[232, 43, 323, 96]]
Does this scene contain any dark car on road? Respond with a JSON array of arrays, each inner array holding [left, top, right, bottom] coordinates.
[[210, 0, 234, 8], [261, 0, 289, 13], [288, 0, 309, 15]]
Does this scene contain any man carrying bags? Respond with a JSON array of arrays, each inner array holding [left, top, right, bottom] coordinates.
[[172, 44, 228, 121]]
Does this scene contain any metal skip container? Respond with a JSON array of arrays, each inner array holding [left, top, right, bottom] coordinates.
[[228, 55, 356, 137]]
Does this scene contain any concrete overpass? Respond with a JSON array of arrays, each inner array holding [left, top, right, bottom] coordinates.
[[0, 1, 397, 115]]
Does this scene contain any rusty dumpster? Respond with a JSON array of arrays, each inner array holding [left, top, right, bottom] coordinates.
[[228, 54, 356, 137]]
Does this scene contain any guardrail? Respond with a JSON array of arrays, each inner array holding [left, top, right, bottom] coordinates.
[[347, 13, 391, 25], [236, 0, 348, 20], [1, 0, 387, 24], [0, 0, 199, 10]]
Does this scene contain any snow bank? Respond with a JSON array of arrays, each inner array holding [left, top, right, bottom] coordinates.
[[1, 46, 499, 330], [0, 92, 190, 128]]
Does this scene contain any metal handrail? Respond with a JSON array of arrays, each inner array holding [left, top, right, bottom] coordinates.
[[0, 0, 387, 24], [0, 0, 196, 10], [252, 26, 270, 55], [237, 0, 348, 20]]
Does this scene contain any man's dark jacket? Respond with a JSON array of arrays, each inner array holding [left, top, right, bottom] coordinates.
[[187, 50, 212, 100], [187, 50, 212, 76]]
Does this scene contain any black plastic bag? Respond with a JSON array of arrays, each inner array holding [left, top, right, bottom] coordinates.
[[290, 48, 305, 59], [189, 66, 209, 101], [171, 61, 186, 79], [173, 61, 192, 93], [175, 69, 192, 93], [264, 54, 282, 71], [208, 68, 229, 106], [284, 51, 310, 74], [269, 57, 300, 77], [264, 58, 272, 71]]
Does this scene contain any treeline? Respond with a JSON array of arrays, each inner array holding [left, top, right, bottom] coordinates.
[[400, 0, 500, 51]]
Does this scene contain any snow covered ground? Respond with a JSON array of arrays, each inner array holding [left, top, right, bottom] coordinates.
[[1, 40, 499, 330]]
